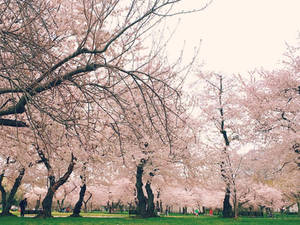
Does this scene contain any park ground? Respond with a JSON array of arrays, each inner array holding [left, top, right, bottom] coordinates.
[[0, 212, 299, 225]]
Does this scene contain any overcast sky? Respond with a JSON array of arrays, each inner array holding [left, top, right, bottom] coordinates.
[[166, 0, 300, 74]]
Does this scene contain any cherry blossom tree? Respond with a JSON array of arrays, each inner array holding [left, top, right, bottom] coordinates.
[[31, 124, 77, 217], [131, 114, 194, 218], [245, 143, 299, 216], [55, 181, 77, 212], [0, 0, 209, 130], [241, 44, 300, 169], [189, 72, 256, 218], [0, 127, 38, 216], [0, 159, 25, 216], [24, 186, 46, 210], [241, 44, 300, 215], [241, 183, 284, 214]]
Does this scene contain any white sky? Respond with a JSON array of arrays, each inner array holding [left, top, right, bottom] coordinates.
[[166, 0, 300, 74]]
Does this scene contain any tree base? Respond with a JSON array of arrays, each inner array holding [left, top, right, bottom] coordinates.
[[34, 213, 53, 218], [0, 212, 17, 217], [69, 214, 82, 217], [222, 214, 234, 218], [136, 214, 157, 218]]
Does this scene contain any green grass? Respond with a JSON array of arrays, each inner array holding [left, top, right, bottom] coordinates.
[[7, 210, 130, 217], [0, 214, 299, 225]]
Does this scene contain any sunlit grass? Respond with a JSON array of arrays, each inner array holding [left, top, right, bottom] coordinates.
[[8, 210, 129, 217]]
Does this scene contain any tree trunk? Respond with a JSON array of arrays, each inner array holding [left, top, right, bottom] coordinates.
[[0, 173, 7, 216], [259, 205, 265, 217], [83, 201, 88, 213], [70, 184, 86, 217], [297, 201, 300, 217], [35, 195, 41, 210], [37, 154, 75, 218], [57, 198, 64, 211], [135, 158, 157, 218], [41, 189, 55, 218], [223, 186, 233, 218], [0, 168, 25, 216], [83, 192, 92, 213], [135, 160, 147, 217], [233, 188, 238, 218], [233, 198, 238, 218], [145, 181, 155, 217]]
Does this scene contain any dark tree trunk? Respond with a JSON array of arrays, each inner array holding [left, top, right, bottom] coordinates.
[[217, 76, 234, 219], [0, 173, 7, 216], [0, 168, 25, 216], [297, 201, 300, 217], [37, 153, 75, 218], [41, 189, 55, 218], [135, 160, 147, 217], [223, 186, 233, 218], [135, 158, 157, 218], [145, 181, 155, 217], [70, 184, 86, 217]]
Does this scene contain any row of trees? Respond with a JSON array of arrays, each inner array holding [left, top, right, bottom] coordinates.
[[0, 0, 299, 219], [187, 46, 300, 217], [0, 0, 207, 218]]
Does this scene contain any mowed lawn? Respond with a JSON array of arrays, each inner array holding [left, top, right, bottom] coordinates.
[[0, 214, 299, 225]]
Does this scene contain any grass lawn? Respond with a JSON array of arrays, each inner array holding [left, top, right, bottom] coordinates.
[[0, 214, 299, 225]]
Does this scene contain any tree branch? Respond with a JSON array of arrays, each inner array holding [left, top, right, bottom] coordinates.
[[0, 118, 28, 127]]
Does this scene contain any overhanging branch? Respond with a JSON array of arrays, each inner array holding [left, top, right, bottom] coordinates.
[[0, 118, 28, 127]]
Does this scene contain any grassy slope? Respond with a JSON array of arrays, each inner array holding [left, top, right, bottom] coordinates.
[[0, 215, 299, 225]]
